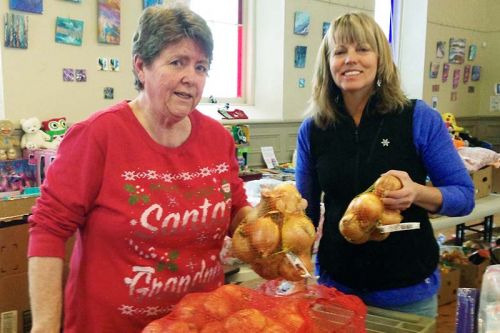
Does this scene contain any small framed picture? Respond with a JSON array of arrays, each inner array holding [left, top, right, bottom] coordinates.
[[495, 83, 500, 96]]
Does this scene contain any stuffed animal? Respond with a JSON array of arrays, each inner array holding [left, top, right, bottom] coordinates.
[[442, 112, 465, 136], [42, 117, 67, 142], [20, 117, 59, 149], [0, 119, 20, 159]]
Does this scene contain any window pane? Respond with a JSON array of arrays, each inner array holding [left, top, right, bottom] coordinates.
[[190, 0, 241, 99]]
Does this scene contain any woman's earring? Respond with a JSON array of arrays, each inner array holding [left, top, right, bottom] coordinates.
[[376, 78, 382, 88]]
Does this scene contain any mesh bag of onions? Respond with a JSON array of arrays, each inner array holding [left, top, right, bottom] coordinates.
[[231, 183, 316, 281], [339, 174, 404, 244], [142, 283, 367, 333]]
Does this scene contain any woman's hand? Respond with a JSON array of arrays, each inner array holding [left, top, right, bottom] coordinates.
[[378, 170, 417, 211], [378, 170, 443, 213]]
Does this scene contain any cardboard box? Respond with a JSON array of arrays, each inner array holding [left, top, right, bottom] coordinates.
[[438, 268, 460, 306], [470, 166, 492, 199], [492, 166, 500, 194], [457, 261, 489, 288], [0, 223, 30, 333]]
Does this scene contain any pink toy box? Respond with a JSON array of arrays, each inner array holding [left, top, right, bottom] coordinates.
[[23, 149, 57, 186]]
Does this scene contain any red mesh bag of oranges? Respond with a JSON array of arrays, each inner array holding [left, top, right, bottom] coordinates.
[[142, 283, 367, 333]]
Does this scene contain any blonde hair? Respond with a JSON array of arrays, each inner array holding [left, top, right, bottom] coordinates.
[[308, 12, 409, 128]]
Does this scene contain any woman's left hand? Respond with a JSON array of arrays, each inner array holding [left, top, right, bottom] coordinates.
[[378, 170, 419, 211]]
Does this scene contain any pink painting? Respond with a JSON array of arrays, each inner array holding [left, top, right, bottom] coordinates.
[[98, 0, 120, 45]]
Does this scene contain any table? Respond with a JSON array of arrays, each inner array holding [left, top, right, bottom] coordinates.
[[431, 193, 500, 245]]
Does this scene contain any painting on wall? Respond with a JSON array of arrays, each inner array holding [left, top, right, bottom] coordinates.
[[65, 0, 82, 2], [98, 0, 120, 45], [75, 69, 87, 82], [436, 41, 446, 58], [144, 0, 164, 8], [322, 22, 330, 38], [429, 62, 439, 79], [4, 13, 28, 49], [55, 17, 84, 46], [442, 63, 450, 83], [468, 44, 477, 61], [9, 0, 43, 13], [63, 68, 75, 82], [294, 11, 310, 35], [449, 38, 466, 64], [294, 45, 307, 68], [104, 87, 114, 99], [463, 65, 471, 83], [452, 69, 461, 89], [471, 65, 481, 81]]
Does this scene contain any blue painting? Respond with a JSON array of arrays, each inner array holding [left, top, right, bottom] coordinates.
[[294, 46, 307, 68], [322, 22, 330, 38], [55, 17, 84, 46], [4, 13, 29, 49], [9, 0, 43, 14], [294, 11, 310, 35], [144, 0, 164, 8]]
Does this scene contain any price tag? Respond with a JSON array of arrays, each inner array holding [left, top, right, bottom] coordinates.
[[377, 222, 420, 233]]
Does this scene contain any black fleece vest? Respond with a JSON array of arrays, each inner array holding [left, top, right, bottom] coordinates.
[[310, 101, 439, 291]]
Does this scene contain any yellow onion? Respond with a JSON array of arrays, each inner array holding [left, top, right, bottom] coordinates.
[[339, 213, 370, 244], [247, 216, 280, 257], [231, 225, 256, 263], [251, 253, 284, 280], [281, 213, 315, 253], [379, 209, 403, 225], [348, 193, 384, 229], [263, 183, 307, 214], [373, 174, 403, 197]]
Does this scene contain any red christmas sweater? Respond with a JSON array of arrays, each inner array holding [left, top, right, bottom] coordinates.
[[28, 101, 249, 332]]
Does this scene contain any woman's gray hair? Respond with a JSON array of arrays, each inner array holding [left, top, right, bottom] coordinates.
[[132, 5, 213, 91]]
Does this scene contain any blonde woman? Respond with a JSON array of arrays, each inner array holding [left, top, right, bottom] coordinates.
[[296, 12, 474, 317]]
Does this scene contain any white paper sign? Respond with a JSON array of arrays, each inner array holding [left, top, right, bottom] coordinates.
[[490, 95, 500, 112], [261, 146, 279, 169]]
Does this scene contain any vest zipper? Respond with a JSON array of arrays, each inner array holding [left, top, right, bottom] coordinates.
[[354, 128, 360, 192]]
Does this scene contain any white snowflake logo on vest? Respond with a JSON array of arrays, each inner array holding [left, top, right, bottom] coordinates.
[[381, 138, 390, 147]]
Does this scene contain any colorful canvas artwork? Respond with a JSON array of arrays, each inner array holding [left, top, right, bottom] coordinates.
[[436, 41, 446, 58], [449, 38, 466, 64], [294, 46, 307, 68], [471, 65, 481, 81], [294, 11, 310, 35], [463, 65, 471, 83], [442, 63, 450, 83], [75, 69, 87, 82], [55, 17, 84, 46], [4, 13, 28, 49], [9, 0, 43, 14], [429, 62, 439, 79], [452, 69, 461, 89], [322, 22, 330, 38], [98, 0, 120, 45], [63, 68, 75, 81], [144, 0, 164, 8], [468, 44, 477, 61], [104, 87, 114, 99]]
